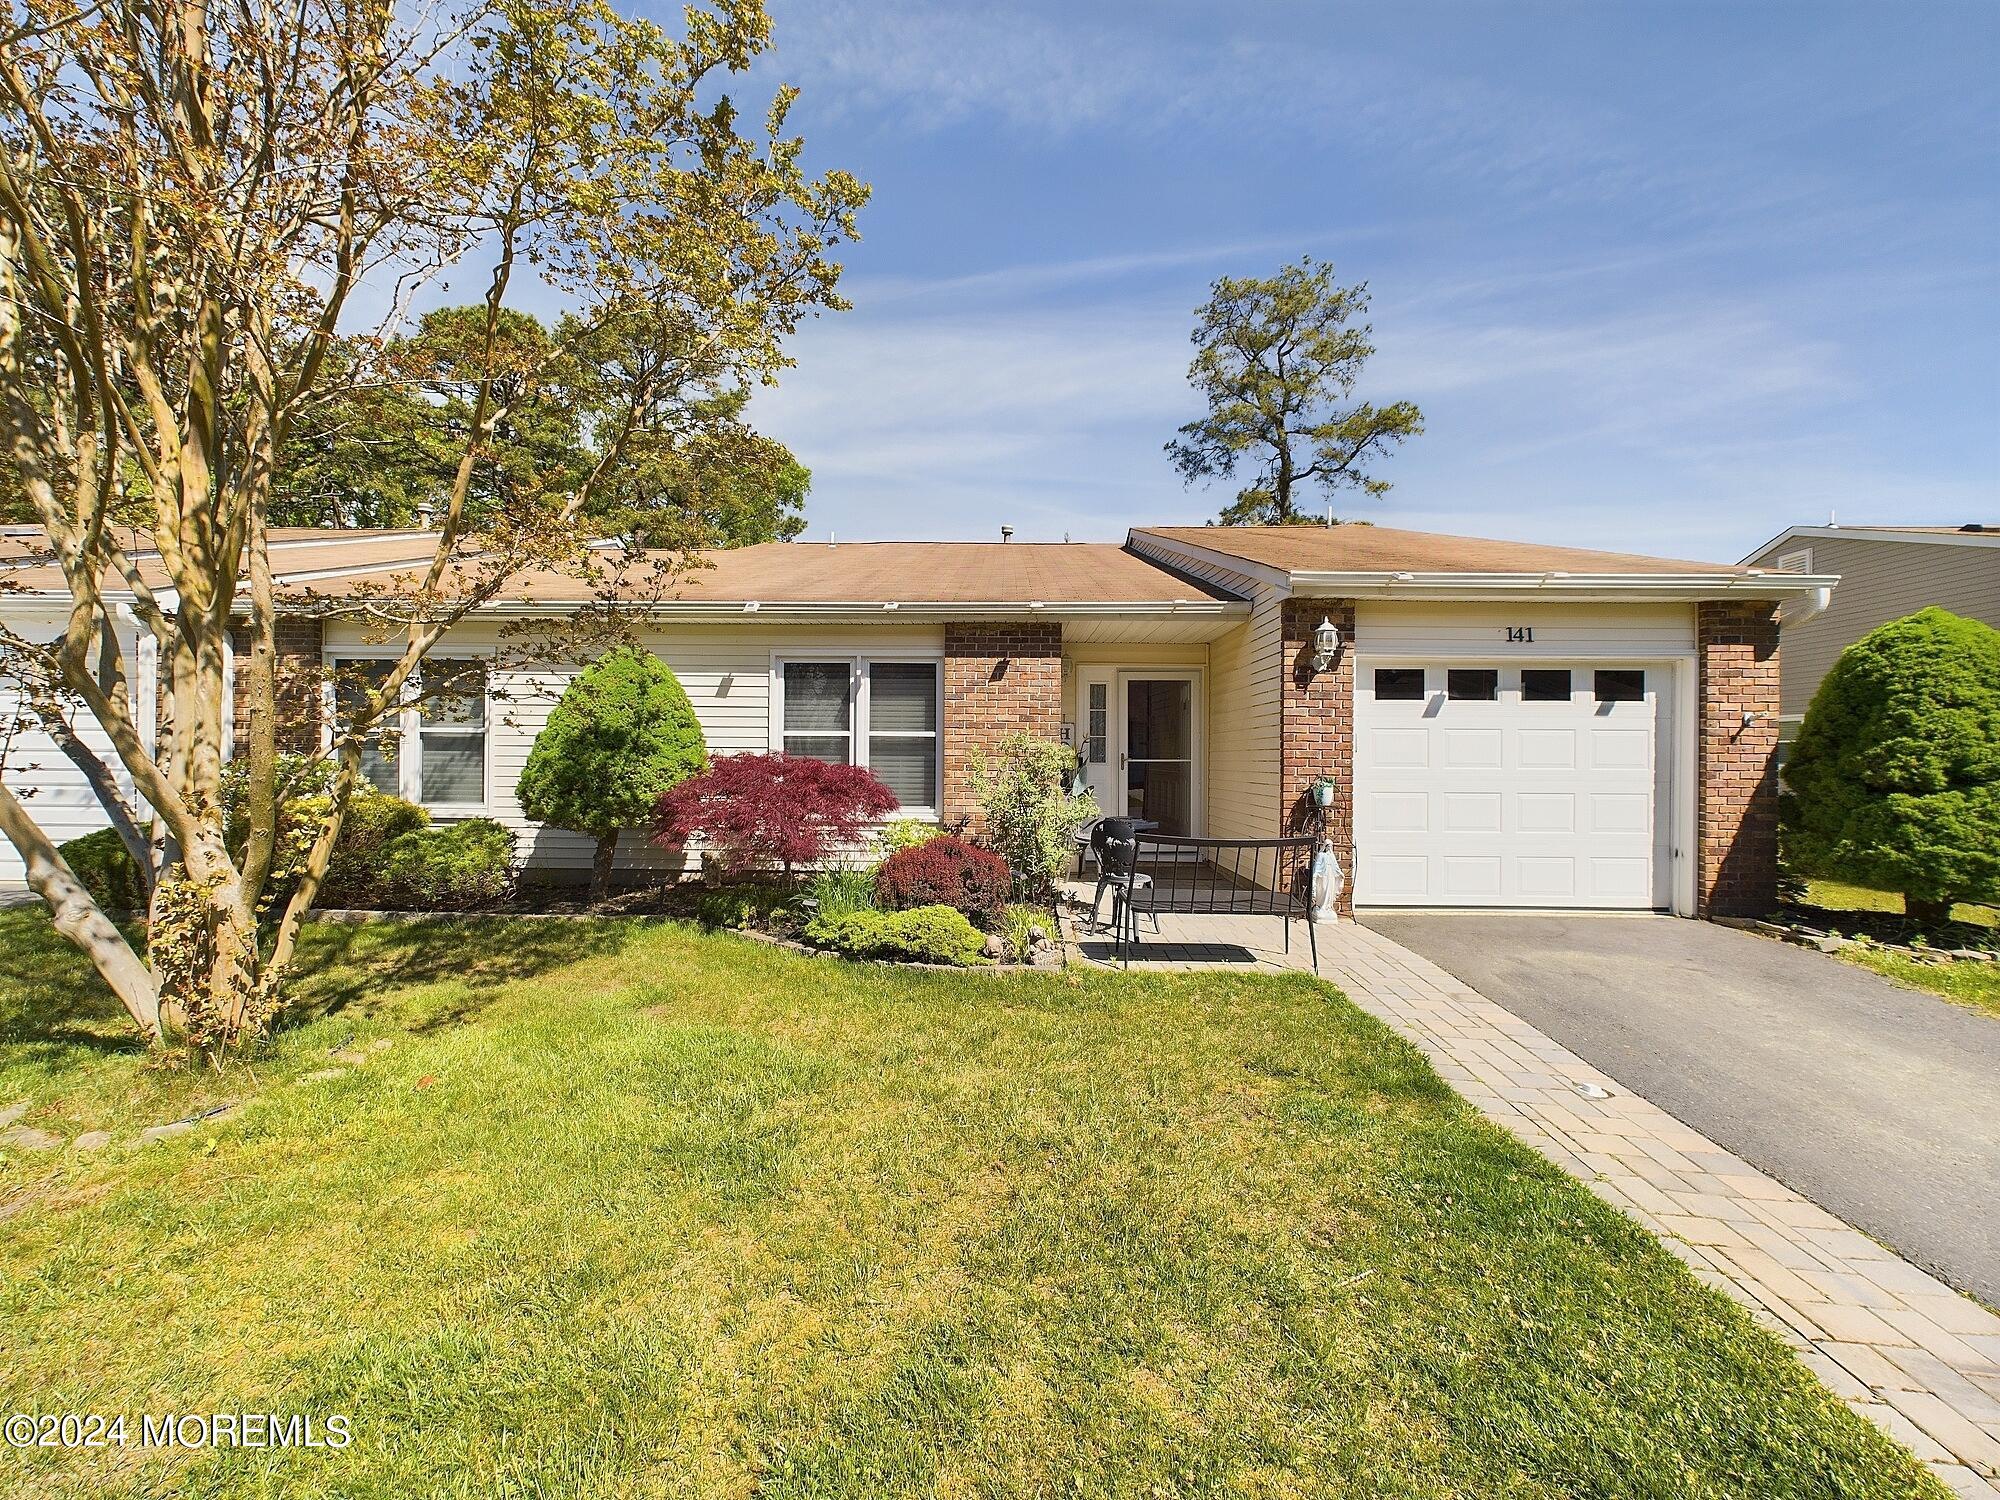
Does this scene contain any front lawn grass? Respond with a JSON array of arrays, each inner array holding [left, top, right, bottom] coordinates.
[[1800, 878, 1998, 930], [1791, 880, 2000, 1017], [0, 908, 1938, 1499], [1838, 945, 2000, 1020]]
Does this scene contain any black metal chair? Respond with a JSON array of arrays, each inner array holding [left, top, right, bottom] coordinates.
[[1086, 816, 1155, 930], [1101, 822, 1159, 946]]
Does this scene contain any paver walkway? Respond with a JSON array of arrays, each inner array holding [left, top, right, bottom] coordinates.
[[1064, 899, 2000, 1496]]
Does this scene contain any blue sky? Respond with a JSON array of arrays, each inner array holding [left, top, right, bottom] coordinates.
[[726, 0, 2000, 561]]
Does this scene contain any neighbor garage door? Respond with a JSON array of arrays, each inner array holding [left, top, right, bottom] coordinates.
[[1353, 661, 1674, 908]]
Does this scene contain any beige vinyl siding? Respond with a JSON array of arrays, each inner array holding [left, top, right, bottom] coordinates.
[[1124, 536, 1286, 843], [323, 618, 944, 877], [1744, 535, 2000, 718], [0, 605, 150, 885]]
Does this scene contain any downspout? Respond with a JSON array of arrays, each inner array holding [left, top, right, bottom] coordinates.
[[1778, 584, 1833, 627]]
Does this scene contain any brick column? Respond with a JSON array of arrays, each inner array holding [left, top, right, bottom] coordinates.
[[942, 621, 1064, 826], [1696, 599, 1781, 917], [230, 616, 324, 756], [1280, 599, 1356, 914]]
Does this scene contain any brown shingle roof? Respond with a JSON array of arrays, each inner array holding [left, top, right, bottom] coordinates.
[[1132, 524, 1751, 576], [296, 540, 1243, 607]]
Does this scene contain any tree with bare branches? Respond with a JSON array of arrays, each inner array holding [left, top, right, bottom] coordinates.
[[0, 0, 864, 1051]]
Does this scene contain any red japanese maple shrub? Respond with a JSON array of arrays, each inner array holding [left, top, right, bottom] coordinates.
[[874, 836, 1011, 927], [653, 753, 898, 879]]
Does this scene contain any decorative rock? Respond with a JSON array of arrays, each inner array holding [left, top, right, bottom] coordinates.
[[1030, 944, 1066, 970], [73, 1130, 111, 1153], [982, 934, 1008, 961], [140, 1121, 194, 1144], [0, 1100, 28, 1128], [0, 1126, 62, 1151], [1028, 924, 1049, 944]]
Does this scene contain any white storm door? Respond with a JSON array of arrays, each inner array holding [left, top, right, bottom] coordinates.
[[1355, 662, 1670, 908]]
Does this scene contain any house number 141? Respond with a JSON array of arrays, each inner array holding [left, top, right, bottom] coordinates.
[[1505, 626, 1534, 643]]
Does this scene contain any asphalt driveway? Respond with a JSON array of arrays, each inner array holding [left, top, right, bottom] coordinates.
[[1363, 911, 2000, 1306]]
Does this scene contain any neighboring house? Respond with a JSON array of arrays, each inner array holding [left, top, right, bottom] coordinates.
[[1, 523, 1838, 918], [1740, 523, 1999, 744]]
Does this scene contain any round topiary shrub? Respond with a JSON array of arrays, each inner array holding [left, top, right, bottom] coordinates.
[[874, 835, 1010, 927], [518, 647, 708, 899], [1781, 606, 2000, 927]]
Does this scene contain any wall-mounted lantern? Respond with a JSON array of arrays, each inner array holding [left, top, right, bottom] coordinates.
[[1312, 616, 1342, 673]]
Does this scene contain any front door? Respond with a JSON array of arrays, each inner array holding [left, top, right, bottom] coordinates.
[[1122, 675, 1195, 835]]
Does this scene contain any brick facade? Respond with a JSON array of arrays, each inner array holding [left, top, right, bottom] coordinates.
[[1279, 599, 1356, 914], [229, 616, 324, 756], [1695, 599, 1781, 917], [942, 621, 1064, 825]]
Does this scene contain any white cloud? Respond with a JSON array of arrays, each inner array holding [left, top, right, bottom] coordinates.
[[754, 263, 1875, 556]]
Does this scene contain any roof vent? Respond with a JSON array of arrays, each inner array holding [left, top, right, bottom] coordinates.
[[1000, 526, 1014, 543]]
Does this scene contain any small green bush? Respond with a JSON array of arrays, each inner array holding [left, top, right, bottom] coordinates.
[[692, 883, 791, 931], [803, 868, 876, 922], [965, 734, 1095, 897], [804, 904, 987, 965], [1782, 607, 2000, 925], [317, 788, 430, 905], [376, 819, 516, 910], [58, 828, 146, 912], [873, 817, 942, 863]]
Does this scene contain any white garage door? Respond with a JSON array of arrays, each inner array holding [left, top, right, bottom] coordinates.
[[1354, 661, 1673, 909]]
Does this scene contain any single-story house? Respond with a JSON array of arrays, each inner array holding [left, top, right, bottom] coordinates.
[[1739, 522, 1997, 747], [0, 522, 1840, 917]]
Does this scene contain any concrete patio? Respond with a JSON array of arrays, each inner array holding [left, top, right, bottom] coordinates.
[[1058, 895, 2000, 1497]]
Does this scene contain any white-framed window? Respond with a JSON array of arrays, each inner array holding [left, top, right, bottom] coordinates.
[[327, 653, 489, 810], [773, 655, 941, 814]]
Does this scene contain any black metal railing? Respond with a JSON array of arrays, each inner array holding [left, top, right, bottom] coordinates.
[[1100, 831, 1335, 972]]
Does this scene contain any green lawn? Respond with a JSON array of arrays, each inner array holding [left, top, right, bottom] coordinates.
[[0, 909, 1939, 1499], [1795, 880, 2000, 1017], [1801, 878, 1999, 930], [1838, 946, 2000, 1020]]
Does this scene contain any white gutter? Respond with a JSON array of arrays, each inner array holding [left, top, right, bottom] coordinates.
[[1284, 569, 1843, 602]]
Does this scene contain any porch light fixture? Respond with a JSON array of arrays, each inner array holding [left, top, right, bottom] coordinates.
[[1312, 616, 1342, 672]]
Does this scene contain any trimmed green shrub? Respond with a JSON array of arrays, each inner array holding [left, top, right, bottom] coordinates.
[[517, 648, 708, 899], [965, 734, 1095, 897], [60, 764, 430, 914], [376, 819, 516, 910], [317, 787, 430, 905], [1782, 607, 2000, 926], [875, 835, 1010, 926], [803, 904, 987, 965], [58, 828, 146, 912]]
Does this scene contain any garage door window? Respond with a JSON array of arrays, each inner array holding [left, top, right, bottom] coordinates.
[[1522, 669, 1572, 703], [1594, 669, 1645, 703], [1447, 668, 1498, 702], [1373, 668, 1425, 701]]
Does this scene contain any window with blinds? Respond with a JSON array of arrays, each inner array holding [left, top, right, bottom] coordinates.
[[777, 658, 942, 812]]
